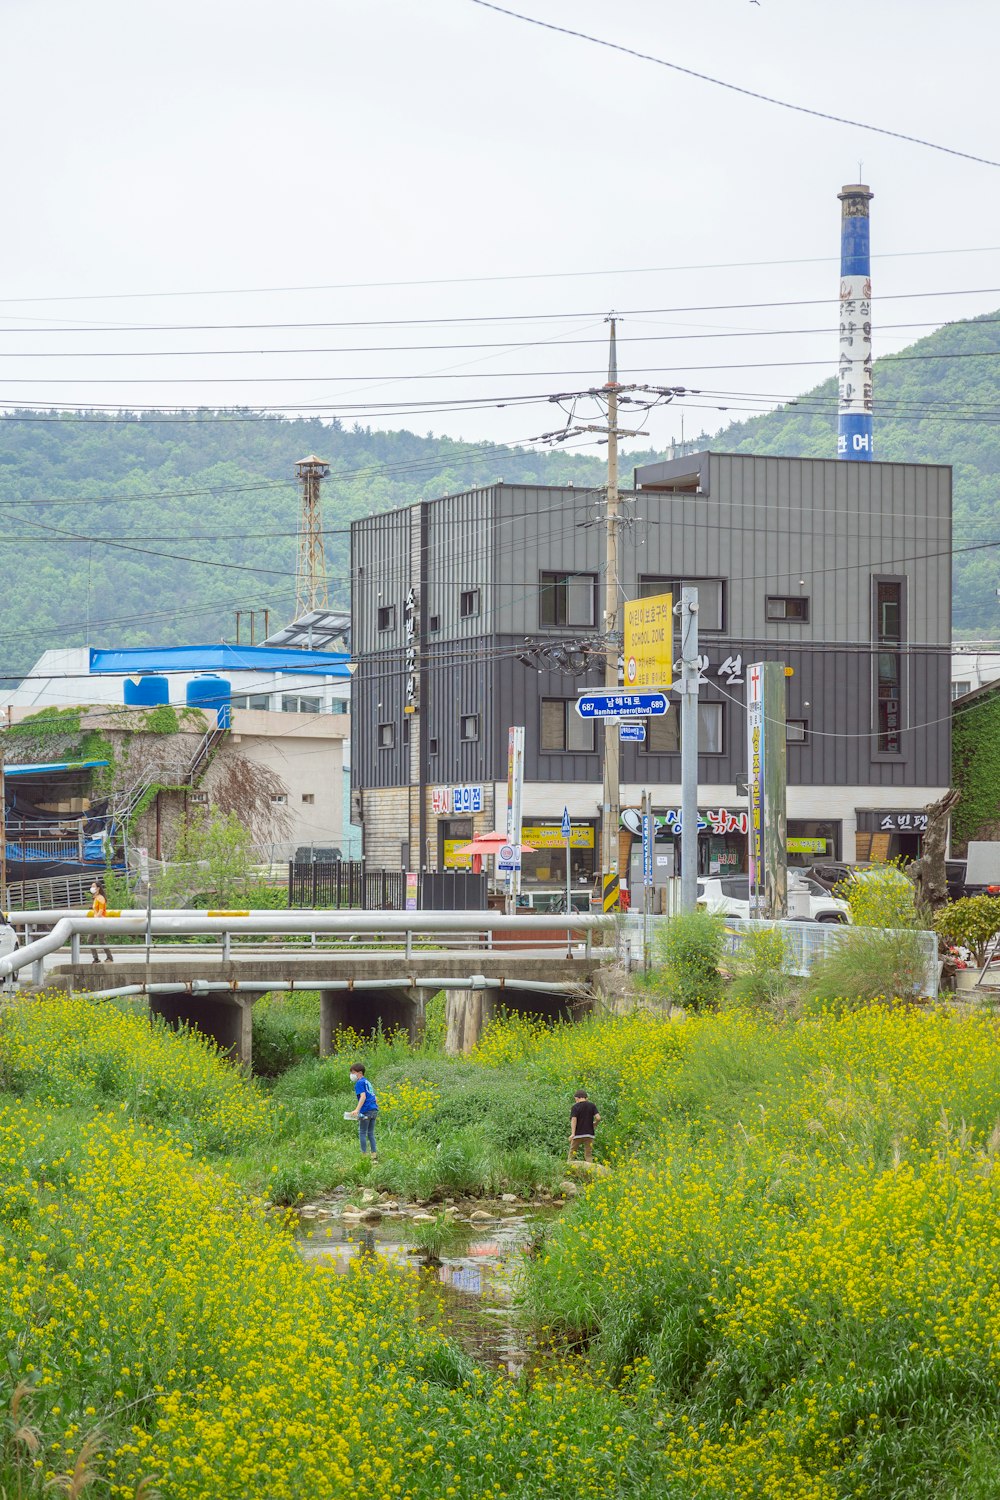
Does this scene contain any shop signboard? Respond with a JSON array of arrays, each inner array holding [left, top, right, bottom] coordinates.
[[431, 784, 483, 816], [788, 836, 828, 855], [443, 840, 474, 870], [524, 824, 595, 849], [641, 813, 653, 886], [623, 591, 673, 689], [405, 871, 419, 909]]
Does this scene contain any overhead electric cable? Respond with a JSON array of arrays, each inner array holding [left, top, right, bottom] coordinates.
[[467, 0, 1000, 167]]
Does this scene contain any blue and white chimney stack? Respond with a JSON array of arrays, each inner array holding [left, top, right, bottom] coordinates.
[[837, 182, 874, 460]]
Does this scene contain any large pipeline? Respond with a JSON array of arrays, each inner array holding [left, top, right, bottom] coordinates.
[[0, 909, 609, 981]]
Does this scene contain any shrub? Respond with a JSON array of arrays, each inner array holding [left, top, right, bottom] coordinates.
[[730, 923, 791, 1011], [838, 860, 921, 928], [807, 925, 931, 1008], [654, 910, 726, 1011], [935, 895, 1000, 966]]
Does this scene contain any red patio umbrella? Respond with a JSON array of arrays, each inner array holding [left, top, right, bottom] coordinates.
[[452, 830, 536, 874]]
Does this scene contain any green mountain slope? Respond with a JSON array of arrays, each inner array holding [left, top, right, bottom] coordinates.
[[0, 414, 618, 677], [706, 310, 1000, 638]]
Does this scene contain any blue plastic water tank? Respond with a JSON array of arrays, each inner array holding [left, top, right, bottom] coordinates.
[[124, 674, 169, 707], [186, 674, 231, 728]]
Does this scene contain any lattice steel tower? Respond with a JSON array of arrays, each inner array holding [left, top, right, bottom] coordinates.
[[294, 455, 330, 615]]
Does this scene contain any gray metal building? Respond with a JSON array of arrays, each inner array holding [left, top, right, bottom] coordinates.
[[351, 451, 951, 887]]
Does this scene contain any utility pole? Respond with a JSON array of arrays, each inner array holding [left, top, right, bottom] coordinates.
[[679, 586, 700, 912], [600, 317, 621, 890], [294, 455, 331, 617]]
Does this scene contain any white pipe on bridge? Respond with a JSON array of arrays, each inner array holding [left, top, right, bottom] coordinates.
[[1, 910, 608, 980], [78, 974, 583, 1002]]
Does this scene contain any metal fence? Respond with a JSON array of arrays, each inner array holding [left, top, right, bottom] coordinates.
[[4, 875, 95, 912], [287, 861, 404, 910], [618, 913, 940, 998], [419, 871, 488, 911]]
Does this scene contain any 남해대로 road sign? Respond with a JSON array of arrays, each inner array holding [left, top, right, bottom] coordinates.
[[576, 691, 668, 719]]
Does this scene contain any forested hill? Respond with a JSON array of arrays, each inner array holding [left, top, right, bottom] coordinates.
[[1, 304, 997, 680], [705, 308, 1000, 639], [0, 414, 629, 678]]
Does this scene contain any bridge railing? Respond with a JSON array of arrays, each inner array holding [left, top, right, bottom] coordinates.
[[0, 909, 613, 987]]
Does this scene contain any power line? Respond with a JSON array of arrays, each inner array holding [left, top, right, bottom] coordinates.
[[0, 285, 997, 336], [467, 0, 1000, 168], [2, 244, 1000, 309]]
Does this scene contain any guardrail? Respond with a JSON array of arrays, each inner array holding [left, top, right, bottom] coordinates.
[[0, 909, 611, 987]]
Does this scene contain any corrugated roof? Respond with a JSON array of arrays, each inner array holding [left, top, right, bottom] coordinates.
[[88, 644, 352, 678], [5, 760, 110, 777]]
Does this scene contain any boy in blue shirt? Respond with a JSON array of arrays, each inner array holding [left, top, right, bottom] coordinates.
[[347, 1064, 379, 1159]]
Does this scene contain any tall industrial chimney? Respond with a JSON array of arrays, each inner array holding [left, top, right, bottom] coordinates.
[[837, 182, 874, 461]]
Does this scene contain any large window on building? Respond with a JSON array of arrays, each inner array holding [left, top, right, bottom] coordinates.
[[540, 698, 597, 753], [640, 575, 725, 632], [539, 572, 597, 628], [644, 702, 723, 754], [874, 577, 904, 755]]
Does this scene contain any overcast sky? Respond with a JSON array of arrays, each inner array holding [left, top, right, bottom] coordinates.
[[2, 0, 999, 459]]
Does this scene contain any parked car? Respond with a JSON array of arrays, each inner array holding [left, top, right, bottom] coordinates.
[[696, 874, 850, 923]]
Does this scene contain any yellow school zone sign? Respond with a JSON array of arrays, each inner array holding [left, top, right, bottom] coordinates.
[[623, 592, 673, 690]]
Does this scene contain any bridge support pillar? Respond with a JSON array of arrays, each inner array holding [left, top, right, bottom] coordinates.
[[149, 991, 252, 1067], [444, 986, 499, 1056], [319, 990, 351, 1057]]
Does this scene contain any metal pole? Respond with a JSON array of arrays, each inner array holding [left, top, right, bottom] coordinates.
[[0, 739, 6, 914], [601, 317, 621, 889], [679, 586, 700, 913], [642, 788, 651, 970]]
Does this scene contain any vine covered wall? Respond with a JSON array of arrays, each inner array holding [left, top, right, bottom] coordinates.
[[952, 689, 1000, 851]]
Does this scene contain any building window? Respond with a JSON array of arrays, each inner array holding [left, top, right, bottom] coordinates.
[[460, 588, 481, 619], [786, 719, 808, 743], [377, 722, 395, 749], [539, 571, 597, 628], [766, 595, 809, 622], [281, 694, 321, 713], [301, 793, 315, 804], [429, 614, 441, 632], [952, 680, 972, 700], [640, 575, 724, 632], [644, 702, 723, 754], [873, 577, 904, 755], [461, 713, 480, 741], [377, 605, 396, 632], [428, 736, 439, 756], [270, 794, 287, 805], [540, 698, 596, 753], [402, 716, 410, 747], [231, 693, 271, 710]]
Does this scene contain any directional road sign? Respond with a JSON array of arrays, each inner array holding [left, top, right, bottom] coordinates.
[[576, 691, 669, 720], [560, 807, 572, 840], [619, 721, 646, 742]]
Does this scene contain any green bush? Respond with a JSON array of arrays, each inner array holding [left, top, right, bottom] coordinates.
[[730, 924, 791, 1011], [807, 926, 931, 1009], [838, 861, 921, 928], [654, 910, 726, 1011], [935, 895, 1000, 966]]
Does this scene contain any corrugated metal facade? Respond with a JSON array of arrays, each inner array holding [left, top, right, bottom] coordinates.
[[351, 455, 951, 804]]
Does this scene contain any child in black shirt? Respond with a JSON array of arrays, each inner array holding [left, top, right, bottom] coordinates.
[[568, 1089, 601, 1163]]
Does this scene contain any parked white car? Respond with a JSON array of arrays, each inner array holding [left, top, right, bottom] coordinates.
[[696, 874, 850, 923]]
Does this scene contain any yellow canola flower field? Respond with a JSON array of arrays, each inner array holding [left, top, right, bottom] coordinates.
[[7, 996, 1000, 1498]]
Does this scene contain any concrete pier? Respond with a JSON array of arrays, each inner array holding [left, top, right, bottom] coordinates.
[[148, 990, 253, 1066]]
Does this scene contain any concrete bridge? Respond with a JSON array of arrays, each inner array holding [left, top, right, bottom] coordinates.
[[3, 910, 612, 1064]]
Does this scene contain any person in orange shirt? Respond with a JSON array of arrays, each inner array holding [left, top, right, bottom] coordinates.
[[87, 881, 114, 964]]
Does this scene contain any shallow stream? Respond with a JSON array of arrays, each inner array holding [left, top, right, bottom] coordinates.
[[298, 1205, 550, 1372]]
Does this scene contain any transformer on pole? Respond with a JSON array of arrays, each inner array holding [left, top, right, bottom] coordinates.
[[295, 455, 331, 615], [837, 182, 874, 460]]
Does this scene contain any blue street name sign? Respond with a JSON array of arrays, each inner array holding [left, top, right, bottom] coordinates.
[[619, 721, 646, 742], [576, 691, 669, 719]]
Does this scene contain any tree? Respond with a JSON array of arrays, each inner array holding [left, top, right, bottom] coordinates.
[[155, 808, 256, 908], [909, 788, 961, 914]]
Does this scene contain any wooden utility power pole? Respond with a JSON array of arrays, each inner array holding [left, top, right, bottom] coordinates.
[[600, 318, 621, 887], [294, 455, 331, 616]]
